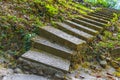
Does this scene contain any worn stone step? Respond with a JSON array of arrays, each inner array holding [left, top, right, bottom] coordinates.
[[88, 13, 111, 21], [38, 26, 86, 50], [96, 11, 113, 17], [77, 16, 107, 27], [102, 8, 120, 13], [31, 36, 75, 60], [21, 50, 70, 73], [93, 12, 113, 20], [99, 9, 120, 16], [90, 12, 111, 20], [98, 9, 114, 13], [71, 18, 103, 31], [93, 12, 113, 18], [80, 14, 109, 24], [55, 22, 94, 42], [64, 20, 99, 36]]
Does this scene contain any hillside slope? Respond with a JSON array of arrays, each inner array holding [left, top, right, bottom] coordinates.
[[0, 0, 92, 55]]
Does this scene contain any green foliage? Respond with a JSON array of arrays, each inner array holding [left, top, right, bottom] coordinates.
[[103, 31, 112, 39], [111, 13, 118, 22], [45, 4, 58, 17], [97, 41, 117, 49]]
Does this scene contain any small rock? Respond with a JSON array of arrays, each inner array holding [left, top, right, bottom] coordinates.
[[90, 65, 96, 70], [71, 77, 80, 80], [31, 69, 37, 74], [90, 65, 102, 72], [23, 66, 29, 70], [96, 75, 101, 78], [55, 72, 64, 79], [113, 33, 117, 37], [106, 57, 111, 62], [24, 71, 29, 74], [110, 26, 115, 32], [100, 55, 105, 60], [38, 70, 43, 75], [79, 76, 85, 79], [64, 76, 72, 80], [100, 60, 107, 68], [14, 68, 23, 73], [97, 35, 103, 40], [75, 74, 79, 78], [0, 57, 7, 63], [0, 68, 14, 78]]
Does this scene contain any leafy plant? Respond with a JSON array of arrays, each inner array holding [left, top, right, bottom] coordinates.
[[111, 13, 118, 22], [45, 4, 58, 17]]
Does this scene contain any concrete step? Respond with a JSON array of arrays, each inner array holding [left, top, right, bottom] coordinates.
[[21, 50, 70, 73], [102, 8, 120, 13], [93, 12, 113, 19], [31, 36, 75, 60], [98, 9, 114, 13], [98, 9, 120, 16], [77, 16, 106, 27], [80, 14, 109, 24], [71, 18, 103, 31], [94, 12, 113, 20], [55, 22, 94, 42], [95, 11, 113, 17], [89, 12, 111, 20], [38, 26, 86, 50], [88, 13, 111, 21], [64, 20, 99, 36]]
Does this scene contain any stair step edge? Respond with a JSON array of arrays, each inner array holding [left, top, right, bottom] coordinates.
[[40, 26, 86, 45], [21, 50, 70, 72], [55, 22, 94, 41], [64, 20, 99, 35]]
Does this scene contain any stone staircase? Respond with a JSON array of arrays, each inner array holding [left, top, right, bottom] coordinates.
[[19, 8, 119, 76]]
